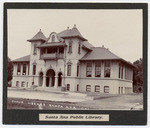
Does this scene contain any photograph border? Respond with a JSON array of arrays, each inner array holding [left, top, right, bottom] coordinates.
[[3, 2, 148, 125]]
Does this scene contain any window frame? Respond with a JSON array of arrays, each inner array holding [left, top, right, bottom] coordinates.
[[67, 65, 71, 76], [95, 62, 101, 77], [66, 84, 70, 91], [86, 63, 92, 77], [86, 85, 91, 92], [95, 85, 100, 92], [17, 63, 21, 75], [21, 81, 25, 87], [33, 44, 37, 55], [104, 86, 109, 93], [77, 65, 79, 77], [33, 65, 36, 75], [78, 41, 81, 54], [104, 61, 111, 78], [68, 40, 72, 53]]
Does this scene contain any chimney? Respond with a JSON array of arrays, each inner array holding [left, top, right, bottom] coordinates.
[[73, 24, 76, 28], [67, 27, 69, 30]]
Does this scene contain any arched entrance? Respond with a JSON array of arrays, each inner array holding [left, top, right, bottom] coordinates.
[[46, 69, 55, 87], [58, 72, 62, 87], [39, 72, 43, 86]]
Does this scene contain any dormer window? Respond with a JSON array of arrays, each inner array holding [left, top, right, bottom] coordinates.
[[68, 40, 72, 53], [52, 35, 55, 42]]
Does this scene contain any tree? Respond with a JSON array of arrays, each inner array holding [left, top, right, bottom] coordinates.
[[7, 57, 13, 82], [133, 58, 143, 92]]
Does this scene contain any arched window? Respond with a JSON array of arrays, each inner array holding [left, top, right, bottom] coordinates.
[[52, 35, 55, 42]]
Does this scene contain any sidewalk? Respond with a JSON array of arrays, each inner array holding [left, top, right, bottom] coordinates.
[[7, 87, 91, 102]]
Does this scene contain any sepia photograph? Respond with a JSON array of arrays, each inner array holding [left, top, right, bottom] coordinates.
[[7, 8, 144, 111], [3, 2, 147, 125]]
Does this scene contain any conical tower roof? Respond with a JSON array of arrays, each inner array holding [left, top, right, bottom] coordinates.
[[27, 29, 47, 42]]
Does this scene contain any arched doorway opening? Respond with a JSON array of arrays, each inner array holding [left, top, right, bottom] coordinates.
[[58, 72, 62, 87], [46, 69, 55, 87], [39, 72, 43, 86]]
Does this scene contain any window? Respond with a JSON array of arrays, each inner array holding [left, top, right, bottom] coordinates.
[[17, 63, 21, 75], [119, 64, 123, 79], [118, 87, 120, 94], [67, 84, 70, 91], [52, 35, 55, 42], [33, 44, 37, 55], [68, 40, 72, 53], [77, 65, 79, 77], [67, 65, 71, 76], [16, 81, 19, 87], [104, 86, 109, 93], [86, 85, 91, 92], [77, 84, 79, 91], [21, 81, 25, 87], [104, 61, 110, 77], [78, 42, 81, 54], [95, 62, 101, 77], [95, 85, 100, 92], [22, 64, 26, 75], [86, 63, 92, 77], [33, 65, 36, 75]]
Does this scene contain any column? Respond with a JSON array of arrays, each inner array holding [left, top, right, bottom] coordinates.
[[42, 75, 46, 87], [54, 75, 58, 88], [20, 63, 23, 75], [26, 63, 28, 75]]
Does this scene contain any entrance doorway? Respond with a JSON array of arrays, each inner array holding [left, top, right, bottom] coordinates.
[[46, 69, 55, 87], [39, 72, 43, 86], [58, 72, 62, 87]]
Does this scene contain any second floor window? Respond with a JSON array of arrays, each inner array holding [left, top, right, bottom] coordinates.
[[17, 63, 21, 75], [68, 40, 72, 53], [86, 63, 92, 77], [33, 44, 37, 55], [77, 65, 79, 77], [95, 62, 101, 77], [119, 63, 123, 79], [22, 64, 26, 75], [33, 65, 36, 75], [78, 42, 81, 54], [67, 65, 71, 76], [104, 61, 110, 77]]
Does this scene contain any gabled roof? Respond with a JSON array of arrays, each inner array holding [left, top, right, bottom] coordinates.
[[80, 47, 134, 67], [27, 29, 47, 42], [82, 41, 94, 51], [81, 47, 120, 61], [58, 25, 87, 41], [12, 55, 30, 62]]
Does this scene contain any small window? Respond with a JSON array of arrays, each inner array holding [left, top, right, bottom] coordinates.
[[33, 44, 37, 55], [21, 81, 25, 87], [104, 61, 110, 77], [77, 84, 79, 91], [52, 35, 55, 42], [95, 85, 100, 92], [68, 40, 72, 53], [33, 65, 36, 75], [67, 84, 70, 91], [67, 65, 71, 76], [22, 64, 26, 75], [104, 86, 109, 93], [17, 63, 21, 75], [77, 65, 79, 77], [78, 42, 81, 54], [86, 85, 91, 92], [16, 81, 19, 87], [86, 63, 92, 77], [95, 62, 101, 77]]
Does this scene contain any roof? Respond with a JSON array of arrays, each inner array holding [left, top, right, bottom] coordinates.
[[27, 29, 47, 42], [58, 26, 87, 41], [82, 41, 94, 51], [80, 47, 134, 67], [12, 55, 30, 62], [37, 42, 67, 48]]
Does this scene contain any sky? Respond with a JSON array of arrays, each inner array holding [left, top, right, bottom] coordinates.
[[7, 9, 142, 63]]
